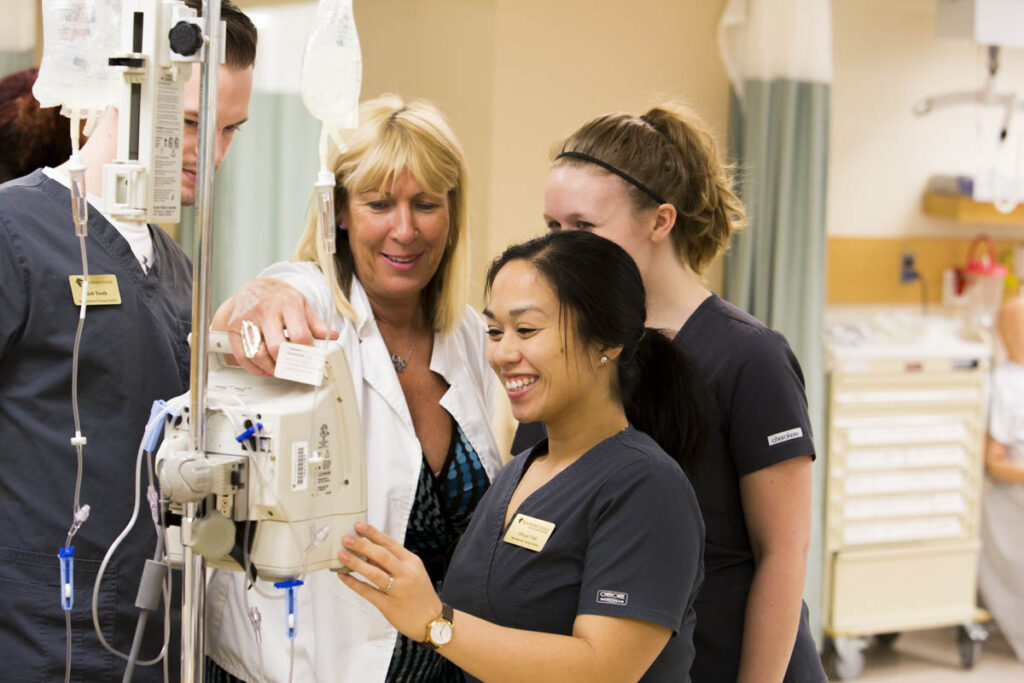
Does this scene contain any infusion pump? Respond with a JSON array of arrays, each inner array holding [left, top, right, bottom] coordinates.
[[157, 336, 366, 582]]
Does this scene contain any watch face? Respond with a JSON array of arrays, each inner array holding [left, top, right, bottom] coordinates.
[[429, 620, 453, 646]]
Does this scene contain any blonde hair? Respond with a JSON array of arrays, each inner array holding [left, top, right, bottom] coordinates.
[[555, 103, 746, 275], [293, 94, 469, 333]]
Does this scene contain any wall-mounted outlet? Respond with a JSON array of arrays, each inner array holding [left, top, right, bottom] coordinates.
[[900, 252, 920, 283]]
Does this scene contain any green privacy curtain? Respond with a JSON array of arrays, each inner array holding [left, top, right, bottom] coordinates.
[[718, 0, 832, 646], [1, 1, 36, 78], [179, 1, 321, 308]]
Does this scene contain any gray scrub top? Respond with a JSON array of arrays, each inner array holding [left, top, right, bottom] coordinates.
[[442, 427, 704, 682], [0, 170, 191, 681]]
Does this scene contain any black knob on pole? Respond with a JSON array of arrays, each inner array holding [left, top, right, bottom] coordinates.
[[169, 21, 203, 57]]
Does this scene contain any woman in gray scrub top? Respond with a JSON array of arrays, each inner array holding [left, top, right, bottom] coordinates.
[[336, 230, 706, 681], [515, 104, 825, 682]]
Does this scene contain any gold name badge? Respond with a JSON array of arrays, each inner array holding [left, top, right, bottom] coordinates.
[[68, 274, 122, 306], [503, 513, 556, 552]]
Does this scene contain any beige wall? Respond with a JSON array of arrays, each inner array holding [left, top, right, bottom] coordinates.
[[484, 0, 730, 299], [239, 0, 731, 300], [830, 0, 1024, 241]]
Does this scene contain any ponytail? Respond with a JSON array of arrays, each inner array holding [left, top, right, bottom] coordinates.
[[556, 103, 746, 275], [618, 327, 706, 477], [640, 105, 745, 275]]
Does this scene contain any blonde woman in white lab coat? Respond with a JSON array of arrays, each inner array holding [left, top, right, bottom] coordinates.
[[980, 296, 1024, 661], [205, 94, 502, 682]]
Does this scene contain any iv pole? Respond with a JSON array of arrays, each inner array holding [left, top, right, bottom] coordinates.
[[183, 0, 220, 678]]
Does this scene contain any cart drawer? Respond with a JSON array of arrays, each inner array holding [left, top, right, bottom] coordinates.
[[829, 542, 979, 635]]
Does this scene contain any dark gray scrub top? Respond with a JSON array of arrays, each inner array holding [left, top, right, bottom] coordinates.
[[511, 295, 825, 682], [442, 427, 704, 682], [0, 170, 191, 681], [674, 295, 823, 682]]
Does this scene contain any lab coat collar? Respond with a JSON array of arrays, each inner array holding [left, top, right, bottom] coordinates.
[[347, 277, 468, 428], [348, 277, 463, 384]]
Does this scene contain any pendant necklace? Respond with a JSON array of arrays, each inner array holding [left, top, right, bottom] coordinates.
[[389, 335, 417, 373]]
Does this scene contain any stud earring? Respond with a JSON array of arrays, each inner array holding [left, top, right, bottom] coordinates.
[[600, 355, 609, 365]]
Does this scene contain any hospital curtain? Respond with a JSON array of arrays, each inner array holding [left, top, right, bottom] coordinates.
[[178, 2, 321, 308], [718, 0, 832, 645], [1, 1, 36, 78]]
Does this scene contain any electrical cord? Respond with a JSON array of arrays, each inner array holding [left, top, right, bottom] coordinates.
[[90, 398, 187, 665]]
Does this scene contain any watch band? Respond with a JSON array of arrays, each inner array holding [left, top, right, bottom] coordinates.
[[420, 603, 455, 651]]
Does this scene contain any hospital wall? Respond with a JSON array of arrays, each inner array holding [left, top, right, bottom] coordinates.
[[828, 0, 1024, 303]]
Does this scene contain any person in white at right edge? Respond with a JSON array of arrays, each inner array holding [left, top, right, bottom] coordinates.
[[979, 296, 1024, 662]]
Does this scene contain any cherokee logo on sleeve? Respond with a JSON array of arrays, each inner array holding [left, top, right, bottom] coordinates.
[[596, 590, 628, 606], [767, 427, 803, 446]]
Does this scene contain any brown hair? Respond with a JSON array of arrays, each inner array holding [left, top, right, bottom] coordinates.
[[0, 69, 76, 183], [555, 103, 745, 275], [184, 0, 257, 69]]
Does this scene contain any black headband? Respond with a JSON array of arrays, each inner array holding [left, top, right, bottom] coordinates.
[[555, 151, 666, 205]]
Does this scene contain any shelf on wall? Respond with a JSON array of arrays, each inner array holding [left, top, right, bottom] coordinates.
[[922, 192, 1024, 224]]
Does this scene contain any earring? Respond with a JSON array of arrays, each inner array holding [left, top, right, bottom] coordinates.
[[600, 355, 609, 365]]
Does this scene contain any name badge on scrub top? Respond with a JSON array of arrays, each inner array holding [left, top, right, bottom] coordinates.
[[68, 275, 122, 306], [503, 513, 556, 552]]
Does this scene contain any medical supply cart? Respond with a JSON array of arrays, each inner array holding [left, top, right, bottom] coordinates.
[[822, 314, 991, 679]]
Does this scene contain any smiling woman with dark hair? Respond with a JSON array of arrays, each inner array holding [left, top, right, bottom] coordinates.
[[334, 230, 706, 682]]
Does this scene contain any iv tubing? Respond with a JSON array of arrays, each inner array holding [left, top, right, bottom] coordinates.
[[64, 109, 90, 683]]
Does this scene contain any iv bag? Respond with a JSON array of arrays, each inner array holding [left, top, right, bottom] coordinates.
[[34, 0, 122, 112], [300, 0, 362, 131]]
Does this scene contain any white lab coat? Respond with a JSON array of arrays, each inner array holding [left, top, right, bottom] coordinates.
[[206, 263, 503, 682], [979, 361, 1024, 661]]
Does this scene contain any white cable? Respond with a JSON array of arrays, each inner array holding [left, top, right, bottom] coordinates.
[[992, 95, 1023, 215], [90, 399, 184, 663]]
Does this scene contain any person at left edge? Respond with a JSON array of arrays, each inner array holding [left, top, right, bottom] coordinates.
[[0, 68, 82, 183], [0, 2, 255, 680]]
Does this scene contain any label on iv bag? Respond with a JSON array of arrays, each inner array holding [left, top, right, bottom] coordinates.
[[68, 275, 122, 305], [150, 71, 185, 223], [273, 342, 327, 386]]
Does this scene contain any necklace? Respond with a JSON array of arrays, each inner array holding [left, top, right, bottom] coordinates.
[[388, 335, 417, 373]]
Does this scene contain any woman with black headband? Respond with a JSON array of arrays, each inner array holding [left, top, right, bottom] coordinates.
[[513, 104, 827, 683]]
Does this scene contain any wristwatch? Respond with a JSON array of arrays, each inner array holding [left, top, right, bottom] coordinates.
[[422, 603, 454, 650]]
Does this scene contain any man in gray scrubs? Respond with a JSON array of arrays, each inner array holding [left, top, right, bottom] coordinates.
[[0, 3, 255, 679]]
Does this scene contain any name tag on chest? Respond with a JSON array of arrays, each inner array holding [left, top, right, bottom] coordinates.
[[69, 274, 122, 306], [503, 513, 556, 552]]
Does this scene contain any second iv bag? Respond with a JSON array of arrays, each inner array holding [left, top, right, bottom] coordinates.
[[300, 0, 362, 131], [34, 0, 122, 113]]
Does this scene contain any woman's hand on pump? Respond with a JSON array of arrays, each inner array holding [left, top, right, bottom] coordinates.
[[337, 522, 442, 642], [213, 277, 338, 377]]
